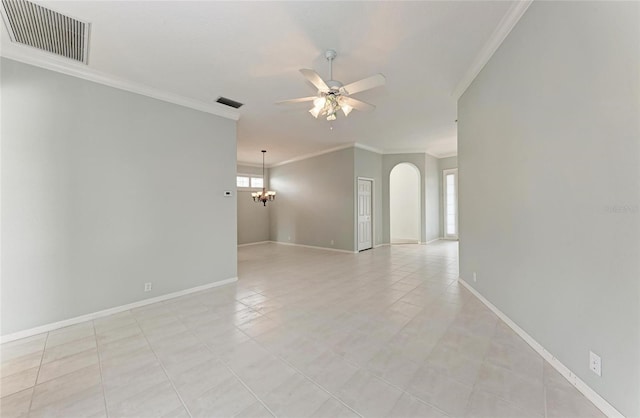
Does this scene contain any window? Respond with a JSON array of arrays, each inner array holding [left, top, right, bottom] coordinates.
[[446, 174, 456, 234], [237, 175, 264, 189], [250, 177, 263, 188], [443, 168, 458, 239]]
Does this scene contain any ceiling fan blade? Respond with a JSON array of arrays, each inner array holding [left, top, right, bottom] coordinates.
[[300, 69, 330, 92], [341, 73, 386, 95], [276, 96, 317, 105], [341, 96, 375, 112]]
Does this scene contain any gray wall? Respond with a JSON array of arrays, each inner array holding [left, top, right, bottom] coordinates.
[[237, 164, 270, 245], [354, 148, 384, 247], [458, 2, 639, 416], [382, 154, 427, 244], [1, 58, 238, 336], [269, 148, 355, 252], [425, 154, 440, 242], [268, 148, 450, 249], [438, 156, 458, 238]]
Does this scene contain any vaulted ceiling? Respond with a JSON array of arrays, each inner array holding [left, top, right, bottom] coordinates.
[[1, 1, 520, 165]]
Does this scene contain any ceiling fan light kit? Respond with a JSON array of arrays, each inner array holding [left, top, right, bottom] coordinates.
[[278, 49, 386, 121]]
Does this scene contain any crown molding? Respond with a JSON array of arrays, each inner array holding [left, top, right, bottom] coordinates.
[[269, 143, 355, 168], [236, 162, 265, 169], [382, 148, 429, 155], [452, 0, 533, 100], [425, 151, 440, 159], [431, 151, 458, 159], [354, 143, 383, 154], [267, 143, 456, 168], [383, 148, 457, 158], [270, 142, 384, 168], [1, 50, 240, 121]]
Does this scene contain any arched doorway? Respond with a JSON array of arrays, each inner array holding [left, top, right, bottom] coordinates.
[[390, 163, 421, 244]]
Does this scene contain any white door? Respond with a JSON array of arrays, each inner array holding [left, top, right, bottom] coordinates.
[[357, 179, 373, 251], [443, 168, 458, 239]]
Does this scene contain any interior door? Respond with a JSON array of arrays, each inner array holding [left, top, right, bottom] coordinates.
[[358, 179, 373, 251]]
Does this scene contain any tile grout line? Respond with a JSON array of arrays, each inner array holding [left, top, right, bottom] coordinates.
[[217, 357, 279, 418], [543, 363, 549, 418], [460, 319, 500, 416], [239, 296, 456, 418], [334, 317, 455, 417], [328, 270, 477, 416], [463, 315, 546, 417], [241, 328, 364, 418], [167, 304, 279, 418], [310, 267, 455, 399], [131, 313, 194, 418], [26, 332, 49, 414], [92, 319, 111, 418]]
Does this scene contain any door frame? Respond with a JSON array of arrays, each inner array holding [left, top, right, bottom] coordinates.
[[442, 168, 458, 240], [355, 177, 375, 252]]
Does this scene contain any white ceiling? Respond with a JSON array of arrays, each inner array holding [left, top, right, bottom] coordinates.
[[1, 1, 517, 165]]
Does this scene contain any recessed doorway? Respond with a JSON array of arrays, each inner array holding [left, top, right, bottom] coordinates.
[[390, 163, 421, 244]]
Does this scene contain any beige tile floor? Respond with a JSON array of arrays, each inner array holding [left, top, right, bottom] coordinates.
[[0, 241, 606, 418]]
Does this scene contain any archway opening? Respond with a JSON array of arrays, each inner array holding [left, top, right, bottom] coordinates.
[[390, 163, 421, 244]]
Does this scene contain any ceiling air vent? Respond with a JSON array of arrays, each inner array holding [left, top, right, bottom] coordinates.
[[216, 97, 244, 109], [1, 0, 89, 64]]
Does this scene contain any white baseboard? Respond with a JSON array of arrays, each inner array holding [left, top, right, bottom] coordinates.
[[238, 241, 270, 247], [424, 238, 441, 244], [458, 279, 624, 418], [0, 277, 238, 344], [374, 243, 390, 248], [391, 239, 420, 244], [240, 240, 385, 254], [270, 240, 357, 254]]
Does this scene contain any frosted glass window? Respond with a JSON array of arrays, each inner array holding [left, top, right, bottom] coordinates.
[[446, 174, 456, 234], [236, 176, 250, 188], [444, 170, 458, 237], [251, 177, 263, 188]]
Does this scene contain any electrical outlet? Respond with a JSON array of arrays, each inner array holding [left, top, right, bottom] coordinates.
[[473, 272, 477, 282], [144, 282, 152, 292], [590, 351, 601, 376], [331, 240, 334, 245], [288, 236, 291, 241]]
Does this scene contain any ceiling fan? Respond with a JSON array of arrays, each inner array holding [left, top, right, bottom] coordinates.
[[277, 49, 386, 121]]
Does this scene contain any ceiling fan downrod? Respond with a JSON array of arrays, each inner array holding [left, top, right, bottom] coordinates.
[[325, 49, 337, 81]]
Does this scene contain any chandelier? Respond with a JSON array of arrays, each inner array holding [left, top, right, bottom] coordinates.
[[251, 150, 276, 206]]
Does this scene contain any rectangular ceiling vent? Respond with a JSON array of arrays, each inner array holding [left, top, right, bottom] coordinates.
[[216, 96, 244, 109], [1, 0, 89, 64]]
